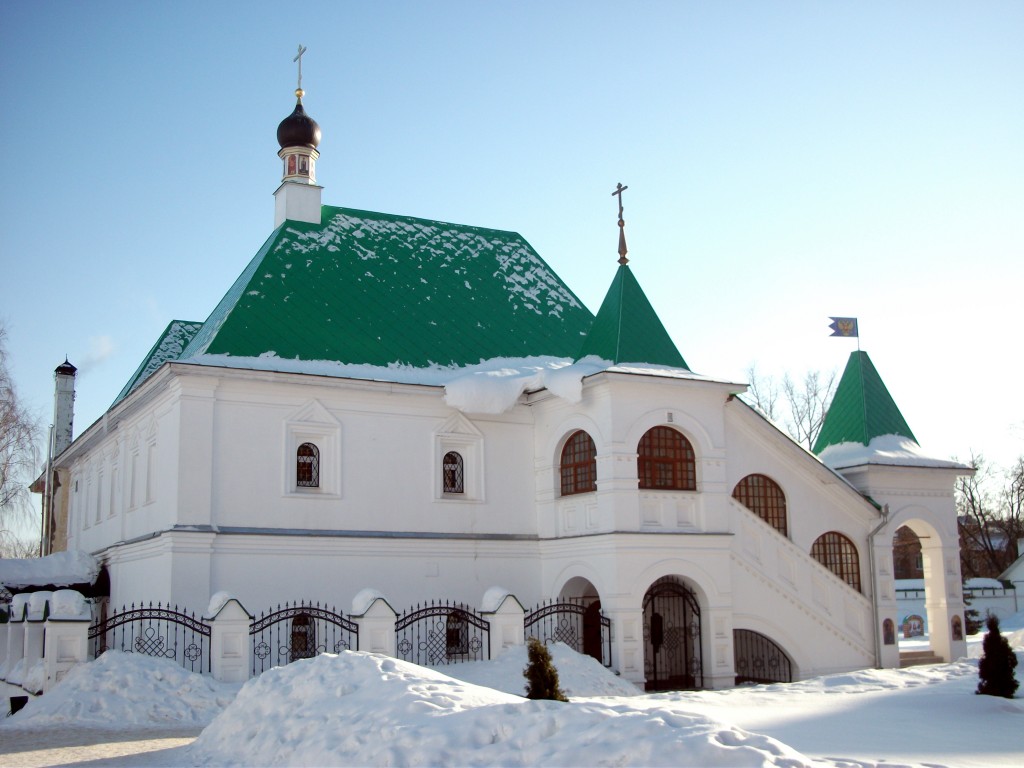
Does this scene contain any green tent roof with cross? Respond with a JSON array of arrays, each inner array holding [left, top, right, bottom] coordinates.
[[813, 351, 918, 454], [179, 205, 596, 367], [576, 264, 689, 369]]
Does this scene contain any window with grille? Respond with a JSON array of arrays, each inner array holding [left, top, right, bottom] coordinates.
[[443, 451, 465, 494], [637, 426, 695, 490], [560, 430, 597, 496], [296, 442, 320, 488], [811, 531, 861, 592], [732, 474, 788, 536]]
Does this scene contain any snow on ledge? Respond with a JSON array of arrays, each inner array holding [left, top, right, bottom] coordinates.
[[352, 588, 387, 616], [185, 353, 720, 415], [818, 434, 969, 470], [0, 550, 100, 589], [480, 587, 513, 613]]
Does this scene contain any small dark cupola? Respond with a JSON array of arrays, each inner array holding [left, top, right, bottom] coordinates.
[[277, 91, 321, 181], [274, 45, 323, 228]]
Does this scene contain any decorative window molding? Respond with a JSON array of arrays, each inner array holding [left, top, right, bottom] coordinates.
[[637, 426, 696, 490], [434, 413, 483, 502], [560, 430, 597, 496], [283, 400, 341, 498]]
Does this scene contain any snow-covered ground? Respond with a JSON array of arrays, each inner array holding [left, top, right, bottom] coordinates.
[[2, 620, 1022, 767]]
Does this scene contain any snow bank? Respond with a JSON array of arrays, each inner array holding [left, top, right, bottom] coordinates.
[[2, 651, 238, 728], [191, 651, 813, 767], [446, 642, 642, 698], [819, 434, 968, 469], [0, 550, 100, 589]]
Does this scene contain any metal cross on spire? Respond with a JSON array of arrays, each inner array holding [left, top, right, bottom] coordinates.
[[612, 182, 629, 265], [294, 45, 308, 97]]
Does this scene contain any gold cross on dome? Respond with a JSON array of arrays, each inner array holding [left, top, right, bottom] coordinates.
[[294, 45, 307, 94]]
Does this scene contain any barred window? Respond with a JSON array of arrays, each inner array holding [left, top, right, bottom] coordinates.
[[638, 426, 695, 490], [732, 474, 788, 536], [811, 531, 861, 592], [560, 430, 597, 496], [446, 611, 468, 657], [296, 442, 320, 488], [290, 613, 316, 661], [443, 451, 465, 494]]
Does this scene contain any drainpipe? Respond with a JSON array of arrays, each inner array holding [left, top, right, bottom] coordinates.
[[41, 424, 55, 557], [866, 503, 890, 668]]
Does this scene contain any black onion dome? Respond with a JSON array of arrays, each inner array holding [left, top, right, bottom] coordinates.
[[55, 358, 77, 376], [277, 98, 322, 150]]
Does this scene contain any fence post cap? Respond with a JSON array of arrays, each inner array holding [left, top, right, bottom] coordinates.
[[203, 594, 253, 621]]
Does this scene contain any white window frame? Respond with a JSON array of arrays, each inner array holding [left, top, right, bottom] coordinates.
[[434, 413, 484, 502], [283, 401, 342, 498]]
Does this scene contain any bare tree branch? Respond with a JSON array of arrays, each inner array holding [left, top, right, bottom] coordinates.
[[957, 454, 1024, 578], [0, 324, 42, 540], [743, 365, 836, 451]]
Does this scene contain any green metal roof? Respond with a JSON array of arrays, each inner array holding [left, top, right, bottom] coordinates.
[[576, 264, 688, 369], [180, 206, 594, 367], [113, 320, 204, 406], [813, 350, 918, 454]]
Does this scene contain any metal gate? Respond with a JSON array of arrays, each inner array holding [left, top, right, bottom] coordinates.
[[642, 577, 703, 690], [524, 599, 612, 667], [88, 602, 210, 674], [733, 629, 793, 684], [249, 601, 358, 676], [395, 601, 489, 666]]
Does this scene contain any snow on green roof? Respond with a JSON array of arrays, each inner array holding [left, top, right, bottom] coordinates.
[[813, 350, 917, 455], [113, 320, 203, 406], [180, 206, 594, 367], [576, 264, 688, 370]]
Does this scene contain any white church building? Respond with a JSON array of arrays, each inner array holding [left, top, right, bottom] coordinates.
[[24, 76, 972, 691]]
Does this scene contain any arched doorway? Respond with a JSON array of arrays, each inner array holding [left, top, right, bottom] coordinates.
[[733, 629, 793, 684], [642, 576, 702, 690]]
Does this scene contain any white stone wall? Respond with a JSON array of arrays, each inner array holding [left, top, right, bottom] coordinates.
[[57, 363, 913, 687]]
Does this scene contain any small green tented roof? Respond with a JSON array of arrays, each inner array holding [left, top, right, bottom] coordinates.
[[180, 206, 595, 367], [813, 350, 917, 454], [576, 264, 688, 369], [113, 320, 203, 406]]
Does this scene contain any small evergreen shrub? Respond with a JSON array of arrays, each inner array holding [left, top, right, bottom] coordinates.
[[976, 614, 1019, 698], [523, 637, 568, 702]]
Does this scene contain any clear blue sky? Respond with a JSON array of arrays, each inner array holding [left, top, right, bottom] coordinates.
[[2, 1, 1022, 493]]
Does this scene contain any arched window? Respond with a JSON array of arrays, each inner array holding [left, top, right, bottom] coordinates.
[[811, 531, 861, 592], [446, 610, 468, 657], [443, 451, 464, 494], [290, 613, 316, 661], [732, 474, 788, 536], [637, 426, 695, 490], [296, 442, 319, 488], [560, 431, 597, 496]]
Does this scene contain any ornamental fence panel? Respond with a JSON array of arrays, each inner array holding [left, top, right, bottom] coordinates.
[[88, 602, 210, 674], [395, 601, 490, 666], [523, 599, 612, 667], [249, 601, 358, 677]]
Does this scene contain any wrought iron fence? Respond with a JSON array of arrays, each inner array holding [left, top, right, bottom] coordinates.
[[395, 601, 490, 666], [249, 601, 358, 676], [88, 602, 210, 674], [524, 599, 612, 667], [733, 629, 793, 684]]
